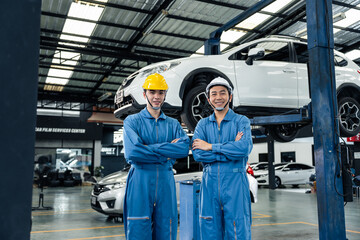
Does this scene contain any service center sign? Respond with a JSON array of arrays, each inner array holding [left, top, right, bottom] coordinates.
[[347, 133, 360, 142]]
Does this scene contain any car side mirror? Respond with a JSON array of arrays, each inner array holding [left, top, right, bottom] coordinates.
[[245, 47, 265, 65]]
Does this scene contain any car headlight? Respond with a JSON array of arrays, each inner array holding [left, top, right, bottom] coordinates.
[[106, 182, 126, 190], [138, 62, 181, 78]]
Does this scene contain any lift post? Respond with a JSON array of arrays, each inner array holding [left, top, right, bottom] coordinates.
[[306, 0, 346, 239]]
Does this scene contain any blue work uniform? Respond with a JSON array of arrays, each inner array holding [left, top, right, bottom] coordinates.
[[123, 108, 190, 240], [193, 109, 253, 240]]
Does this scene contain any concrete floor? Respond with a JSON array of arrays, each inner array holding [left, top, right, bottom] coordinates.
[[31, 185, 360, 240]]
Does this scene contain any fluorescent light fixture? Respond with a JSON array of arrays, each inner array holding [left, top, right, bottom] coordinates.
[[296, 11, 347, 37], [98, 92, 112, 102], [345, 50, 360, 61], [236, 13, 271, 30], [44, 1, 107, 92], [143, 10, 168, 35], [262, 0, 293, 13], [334, 8, 360, 34]]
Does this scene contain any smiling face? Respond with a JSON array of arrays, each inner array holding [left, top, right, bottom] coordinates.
[[207, 85, 232, 111], [143, 89, 166, 109]]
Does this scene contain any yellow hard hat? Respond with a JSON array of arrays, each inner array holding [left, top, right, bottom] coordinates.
[[142, 73, 168, 90]]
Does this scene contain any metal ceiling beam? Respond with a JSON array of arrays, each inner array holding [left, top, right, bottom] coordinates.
[[37, 90, 113, 105], [38, 64, 127, 78], [40, 28, 195, 55], [39, 53, 141, 71], [79, 0, 153, 14], [41, 11, 141, 32], [38, 74, 121, 86], [152, 30, 207, 42], [38, 82, 118, 92], [40, 41, 168, 63], [332, 1, 360, 11], [40, 35, 188, 59], [39, 61, 134, 76], [37, 98, 114, 113]]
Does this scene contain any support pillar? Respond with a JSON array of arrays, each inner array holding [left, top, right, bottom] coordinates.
[[306, 0, 346, 239]]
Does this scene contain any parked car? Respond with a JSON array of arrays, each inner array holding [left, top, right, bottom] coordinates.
[[91, 163, 258, 219], [250, 162, 270, 171], [254, 162, 315, 188], [114, 36, 360, 142]]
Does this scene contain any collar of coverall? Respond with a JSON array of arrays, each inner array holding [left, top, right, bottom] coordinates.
[[209, 108, 235, 122], [140, 107, 167, 120]]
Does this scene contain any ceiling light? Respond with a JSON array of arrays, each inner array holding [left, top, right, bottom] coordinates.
[[98, 92, 112, 102]]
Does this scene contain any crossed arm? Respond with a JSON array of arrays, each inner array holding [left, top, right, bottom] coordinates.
[[192, 119, 253, 163], [123, 119, 189, 164]]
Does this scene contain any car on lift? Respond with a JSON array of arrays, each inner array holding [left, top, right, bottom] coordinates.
[[254, 162, 315, 188], [90, 160, 258, 220], [114, 36, 360, 142]]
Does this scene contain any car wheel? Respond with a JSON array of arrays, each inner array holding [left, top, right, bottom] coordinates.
[[338, 97, 360, 137], [181, 85, 213, 131], [274, 176, 281, 188], [267, 123, 299, 142]]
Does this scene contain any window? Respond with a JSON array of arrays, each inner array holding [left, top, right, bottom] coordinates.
[[281, 151, 295, 163], [230, 41, 290, 62], [335, 55, 348, 67], [294, 43, 309, 63]]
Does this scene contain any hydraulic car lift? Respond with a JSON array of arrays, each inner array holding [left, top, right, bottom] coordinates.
[[250, 103, 312, 190]]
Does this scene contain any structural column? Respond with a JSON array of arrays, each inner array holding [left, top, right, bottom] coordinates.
[[0, 1, 41, 239], [306, 0, 346, 239]]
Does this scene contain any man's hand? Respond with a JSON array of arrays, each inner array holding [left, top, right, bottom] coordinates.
[[235, 131, 243, 141], [171, 138, 180, 143], [192, 139, 212, 151]]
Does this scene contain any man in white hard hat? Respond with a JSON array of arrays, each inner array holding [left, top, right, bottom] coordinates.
[[192, 77, 253, 239]]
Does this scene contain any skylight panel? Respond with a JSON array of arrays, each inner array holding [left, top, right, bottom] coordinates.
[[262, 0, 293, 13], [236, 13, 271, 30], [221, 30, 247, 44]]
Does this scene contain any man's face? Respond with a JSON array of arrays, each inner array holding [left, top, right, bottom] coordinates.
[[208, 85, 232, 110], [143, 89, 166, 108]]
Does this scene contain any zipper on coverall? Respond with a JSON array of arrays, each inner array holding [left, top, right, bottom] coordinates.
[[154, 119, 159, 207], [218, 125, 223, 211]]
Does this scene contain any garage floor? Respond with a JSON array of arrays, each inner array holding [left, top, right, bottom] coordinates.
[[31, 185, 360, 240]]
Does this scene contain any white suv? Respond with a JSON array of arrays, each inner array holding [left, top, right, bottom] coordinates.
[[115, 36, 360, 142]]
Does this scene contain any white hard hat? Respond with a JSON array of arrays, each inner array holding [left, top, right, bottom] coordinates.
[[206, 77, 233, 96]]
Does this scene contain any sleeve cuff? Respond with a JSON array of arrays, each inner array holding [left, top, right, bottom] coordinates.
[[212, 143, 221, 153]]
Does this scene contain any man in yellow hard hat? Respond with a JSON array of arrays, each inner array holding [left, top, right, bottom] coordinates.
[[122, 73, 190, 240]]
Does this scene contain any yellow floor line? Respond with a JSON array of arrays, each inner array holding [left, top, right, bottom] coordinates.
[[252, 212, 271, 218], [252, 221, 360, 234], [32, 209, 96, 216], [67, 234, 125, 240], [31, 225, 123, 234]]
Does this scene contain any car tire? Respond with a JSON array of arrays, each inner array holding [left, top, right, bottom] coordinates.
[[274, 176, 281, 188], [181, 85, 213, 132], [338, 97, 360, 137], [267, 123, 299, 142]]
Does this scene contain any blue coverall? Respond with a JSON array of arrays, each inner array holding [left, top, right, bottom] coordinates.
[[193, 109, 253, 240], [123, 108, 190, 240]]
